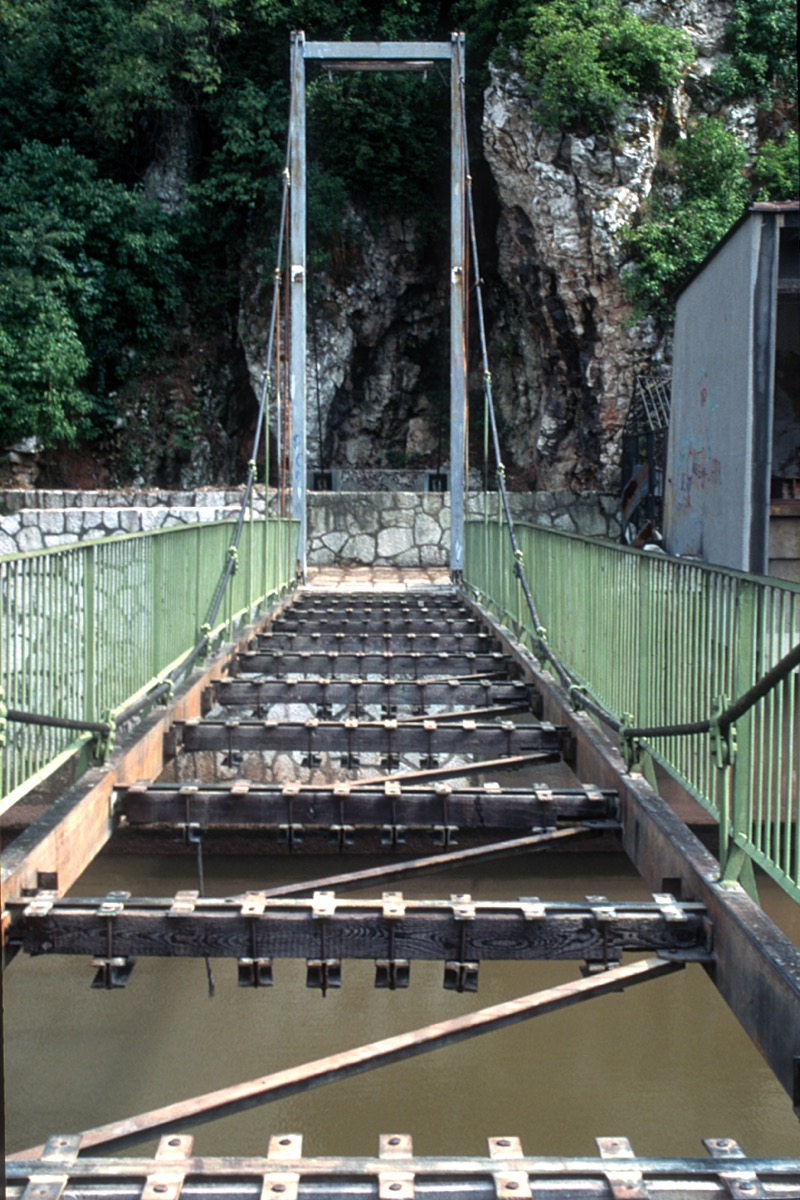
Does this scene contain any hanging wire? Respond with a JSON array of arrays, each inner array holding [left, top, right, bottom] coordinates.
[[195, 831, 216, 999]]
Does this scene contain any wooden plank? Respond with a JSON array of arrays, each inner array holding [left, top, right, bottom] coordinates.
[[237, 650, 510, 676], [14, 890, 705, 962], [256, 632, 495, 653], [213, 678, 527, 709], [175, 718, 562, 757], [12, 957, 683, 1157]]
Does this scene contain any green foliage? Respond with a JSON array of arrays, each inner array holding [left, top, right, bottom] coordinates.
[[510, 0, 693, 133], [622, 120, 749, 320], [0, 142, 182, 446], [710, 0, 797, 103], [750, 131, 800, 200], [86, 0, 242, 142]]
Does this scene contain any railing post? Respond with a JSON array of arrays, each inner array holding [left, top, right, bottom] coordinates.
[[84, 543, 97, 728], [719, 581, 759, 899]]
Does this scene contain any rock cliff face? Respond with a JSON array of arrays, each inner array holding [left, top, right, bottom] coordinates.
[[240, 211, 449, 478], [482, 74, 664, 491], [481, 0, 755, 492], [237, 0, 758, 494]]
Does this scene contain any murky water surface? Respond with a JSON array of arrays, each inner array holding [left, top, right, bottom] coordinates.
[[5, 850, 800, 1161]]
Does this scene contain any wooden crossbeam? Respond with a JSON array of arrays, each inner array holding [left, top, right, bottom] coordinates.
[[256, 631, 495, 653], [270, 614, 481, 634], [12, 957, 684, 1157], [174, 717, 563, 757], [12, 891, 708, 962], [257, 633, 494, 652], [237, 649, 510, 676], [118, 782, 617, 829], [213, 677, 528, 709]]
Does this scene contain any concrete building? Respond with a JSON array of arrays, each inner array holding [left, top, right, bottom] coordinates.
[[663, 202, 800, 582]]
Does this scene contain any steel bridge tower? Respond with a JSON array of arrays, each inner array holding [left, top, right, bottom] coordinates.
[[288, 33, 467, 578]]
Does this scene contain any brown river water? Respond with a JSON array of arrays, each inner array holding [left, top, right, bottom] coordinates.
[[5, 848, 800, 1161]]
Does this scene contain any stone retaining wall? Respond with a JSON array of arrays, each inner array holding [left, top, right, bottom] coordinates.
[[0, 488, 621, 561]]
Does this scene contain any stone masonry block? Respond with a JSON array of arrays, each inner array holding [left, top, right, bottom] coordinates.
[[377, 526, 414, 558]]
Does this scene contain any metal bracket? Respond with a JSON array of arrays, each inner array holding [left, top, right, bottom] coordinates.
[[312, 890, 337, 919], [90, 956, 134, 989], [306, 958, 341, 994], [375, 959, 410, 989], [237, 957, 274, 987], [596, 1137, 650, 1199], [23, 890, 59, 919], [379, 1173, 415, 1198], [168, 891, 199, 918], [703, 1139, 767, 1199], [443, 959, 479, 992]]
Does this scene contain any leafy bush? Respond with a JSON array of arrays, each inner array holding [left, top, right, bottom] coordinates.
[[0, 142, 182, 446], [710, 0, 797, 103], [621, 120, 750, 319], [511, 0, 694, 133], [749, 131, 800, 199]]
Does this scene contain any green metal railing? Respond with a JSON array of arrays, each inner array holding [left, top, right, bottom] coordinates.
[[1, 513, 298, 810], [464, 517, 800, 902]]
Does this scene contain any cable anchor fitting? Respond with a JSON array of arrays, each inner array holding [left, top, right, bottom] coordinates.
[[199, 623, 212, 661], [94, 710, 116, 763], [710, 695, 737, 769], [228, 545, 239, 574], [533, 626, 549, 669], [619, 713, 643, 773]]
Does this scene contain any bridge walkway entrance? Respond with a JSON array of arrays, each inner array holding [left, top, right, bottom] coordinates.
[[6, 569, 800, 1195]]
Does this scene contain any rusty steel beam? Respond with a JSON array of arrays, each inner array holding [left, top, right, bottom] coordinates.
[[117, 781, 617, 830], [174, 716, 563, 758], [12, 957, 683, 1156], [7, 1136, 800, 1200], [11, 887, 703, 963]]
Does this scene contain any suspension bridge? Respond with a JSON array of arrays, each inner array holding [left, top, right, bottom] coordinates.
[[4, 34, 800, 1196]]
